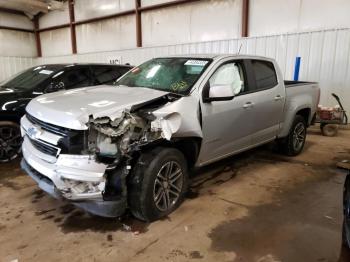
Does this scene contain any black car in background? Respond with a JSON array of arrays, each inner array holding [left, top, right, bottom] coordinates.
[[0, 63, 133, 162]]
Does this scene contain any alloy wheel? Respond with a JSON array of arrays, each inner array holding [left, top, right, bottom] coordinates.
[[153, 161, 184, 212], [0, 125, 22, 163], [292, 122, 305, 152]]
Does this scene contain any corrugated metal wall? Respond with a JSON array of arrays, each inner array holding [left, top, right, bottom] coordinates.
[[1, 28, 349, 112], [0, 56, 36, 83]]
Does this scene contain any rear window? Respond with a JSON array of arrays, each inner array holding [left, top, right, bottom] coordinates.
[[93, 66, 130, 85], [251, 60, 278, 90]]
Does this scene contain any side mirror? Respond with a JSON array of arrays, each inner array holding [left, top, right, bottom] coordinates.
[[45, 81, 65, 93], [204, 84, 234, 102]]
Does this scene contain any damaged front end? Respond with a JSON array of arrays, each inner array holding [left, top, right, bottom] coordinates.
[[86, 92, 204, 205], [86, 95, 182, 200], [21, 92, 202, 217]]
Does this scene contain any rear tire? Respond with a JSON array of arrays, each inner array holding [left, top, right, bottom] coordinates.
[[128, 147, 189, 222], [0, 122, 22, 163], [278, 115, 307, 156]]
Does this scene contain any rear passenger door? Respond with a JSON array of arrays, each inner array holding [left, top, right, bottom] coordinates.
[[91, 65, 130, 85], [247, 59, 285, 145]]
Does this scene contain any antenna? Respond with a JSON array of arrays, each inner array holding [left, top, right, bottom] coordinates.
[[238, 43, 243, 55]]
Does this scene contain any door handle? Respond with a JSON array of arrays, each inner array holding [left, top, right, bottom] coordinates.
[[243, 102, 254, 109], [274, 95, 283, 101]]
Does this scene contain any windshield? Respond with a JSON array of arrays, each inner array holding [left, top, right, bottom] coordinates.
[[115, 57, 211, 94], [0, 65, 62, 90]]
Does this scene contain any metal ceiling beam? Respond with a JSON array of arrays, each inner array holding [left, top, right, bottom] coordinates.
[[242, 0, 250, 37], [68, 0, 77, 54], [0, 7, 24, 16], [38, 23, 70, 33], [138, 0, 201, 12], [0, 25, 33, 33], [74, 9, 135, 26], [33, 15, 42, 57], [135, 0, 142, 47]]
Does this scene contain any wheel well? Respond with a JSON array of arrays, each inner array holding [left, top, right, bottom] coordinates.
[[0, 115, 21, 125], [141, 137, 201, 169], [172, 138, 201, 168], [296, 108, 311, 125]]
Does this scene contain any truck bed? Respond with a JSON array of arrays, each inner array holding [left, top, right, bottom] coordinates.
[[278, 80, 320, 137], [284, 80, 318, 87]]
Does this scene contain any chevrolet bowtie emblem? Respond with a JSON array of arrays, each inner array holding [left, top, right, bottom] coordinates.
[[27, 126, 41, 139]]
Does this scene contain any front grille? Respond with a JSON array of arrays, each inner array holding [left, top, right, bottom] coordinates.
[[29, 137, 59, 157], [26, 113, 86, 155], [26, 113, 70, 136]]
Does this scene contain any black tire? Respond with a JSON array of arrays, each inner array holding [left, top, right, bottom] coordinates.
[[321, 123, 339, 137], [343, 176, 350, 248], [0, 121, 22, 163], [278, 115, 307, 156], [128, 147, 189, 222]]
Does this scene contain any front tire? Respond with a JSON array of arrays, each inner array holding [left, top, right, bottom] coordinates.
[[128, 147, 189, 222], [0, 122, 22, 163], [278, 115, 307, 156]]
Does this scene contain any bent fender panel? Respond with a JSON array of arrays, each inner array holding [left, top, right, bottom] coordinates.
[[151, 96, 202, 140]]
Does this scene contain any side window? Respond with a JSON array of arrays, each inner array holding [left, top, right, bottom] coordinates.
[[93, 66, 129, 85], [251, 60, 278, 90], [209, 62, 245, 95], [58, 68, 91, 89]]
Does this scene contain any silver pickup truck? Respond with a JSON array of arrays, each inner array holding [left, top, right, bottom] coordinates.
[[20, 54, 320, 221]]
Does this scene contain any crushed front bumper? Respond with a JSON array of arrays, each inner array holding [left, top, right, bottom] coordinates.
[[21, 159, 127, 217], [21, 135, 127, 217]]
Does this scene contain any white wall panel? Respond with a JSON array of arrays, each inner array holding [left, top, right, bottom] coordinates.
[[39, 1, 69, 28], [250, 0, 350, 37], [0, 56, 35, 83], [36, 29, 350, 113], [250, 0, 301, 37], [300, 0, 350, 32], [1, 28, 349, 112], [141, 0, 174, 6], [142, 0, 242, 46], [40, 28, 71, 56], [0, 11, 33, 30], [75, 0, 134, 21], [0, 30, 36, 57], [76, 15, 136, 53]]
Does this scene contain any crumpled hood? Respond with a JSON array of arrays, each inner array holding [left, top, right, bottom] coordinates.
[[26, 85, 169, 130]]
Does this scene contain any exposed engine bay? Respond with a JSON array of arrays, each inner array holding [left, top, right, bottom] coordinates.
[[81, 94, 185, 201], [87, 94, 180, 163]]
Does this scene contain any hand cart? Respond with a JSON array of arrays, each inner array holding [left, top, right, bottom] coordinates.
[[315, 93, 348, 136]]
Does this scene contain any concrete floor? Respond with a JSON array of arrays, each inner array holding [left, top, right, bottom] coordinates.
[[1, 126, 350, 262]]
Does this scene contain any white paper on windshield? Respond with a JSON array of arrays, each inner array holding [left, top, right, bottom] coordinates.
[[39, 70, 54, 75], [184, 60, 208, 66]]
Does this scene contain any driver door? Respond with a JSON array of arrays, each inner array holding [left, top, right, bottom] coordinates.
[[198, 60, 254, 165]]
